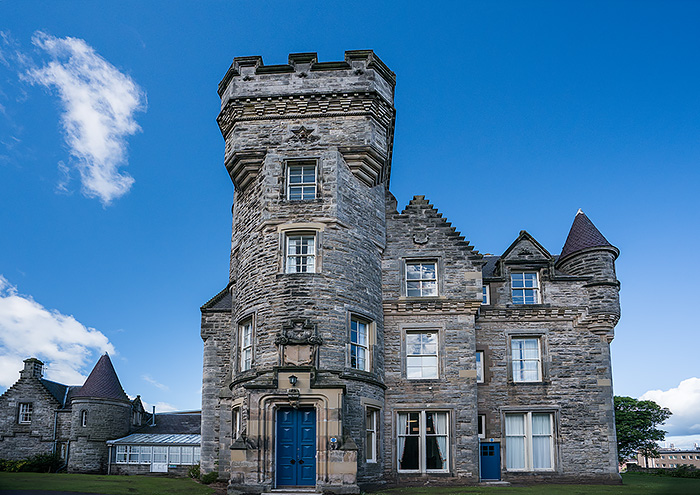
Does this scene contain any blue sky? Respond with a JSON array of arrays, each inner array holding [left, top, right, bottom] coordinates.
[[1, 1, 699, 447]]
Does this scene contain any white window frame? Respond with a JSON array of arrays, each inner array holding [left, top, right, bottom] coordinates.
[[239, 318, 253, 371], [405, 330, 439, 380], [397, 410, 449, 473], [194, 446, 201, 464], [482, 284, 490, 305], [478, 414, 486, 439], [81, 410, 87, 427], [139, 446, 152, 465], [127, 445, 140, 464], [505, 412, 555, 472], [285, 233, 316, 273], [476, 351, 484, 383], [232, 406, 242, 440], [511, 337, 543, 383], [405, 260, 438, 297], [366, 407, 379, 463], [350, 316, 371, 371], [287, 162, 317, 200], [18, 403, 32, 424], [116, 445, 127, 463], [511, 272, 540, 304], [153, 446, 167, 464], [169, 446, 181, 464]]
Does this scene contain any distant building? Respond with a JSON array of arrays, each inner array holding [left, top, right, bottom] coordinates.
[[0, 355, 200, 475], [200, 50, 622, 493], [637, 446, 700, 469]]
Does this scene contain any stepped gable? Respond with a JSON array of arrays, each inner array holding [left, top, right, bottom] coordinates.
[[395, 195, 482, 260], [559, 209, 615, 262], [72, 354, 128, 402]]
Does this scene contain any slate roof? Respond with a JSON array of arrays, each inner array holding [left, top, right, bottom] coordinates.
[[40, 379, 81, 407], [559, 209, 615, 261], [72, 353, 129, 401], [201, 286, 232, 311], [134, 412, 202, 435]]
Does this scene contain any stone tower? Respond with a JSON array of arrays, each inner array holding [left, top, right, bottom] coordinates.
[[201, 51, 396, 493], [68, 354, 131, 474]]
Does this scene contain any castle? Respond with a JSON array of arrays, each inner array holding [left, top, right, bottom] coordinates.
[[200, 51, 621, 493]]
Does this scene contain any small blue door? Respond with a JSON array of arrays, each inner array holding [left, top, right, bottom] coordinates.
[[480, 441, 501, 480], [276, 408, 316, 486]]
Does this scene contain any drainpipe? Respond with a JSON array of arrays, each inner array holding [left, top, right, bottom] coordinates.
[[107, 444, 111, 475]]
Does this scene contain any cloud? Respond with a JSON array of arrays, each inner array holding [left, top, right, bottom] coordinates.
[[641, 377, 700, 437], [0, 275, 115, 388], [142, 374, 169, 391], [22, 31, 146, 205]]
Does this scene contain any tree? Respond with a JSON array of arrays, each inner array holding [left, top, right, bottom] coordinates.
[[614, 395, 672, 463]]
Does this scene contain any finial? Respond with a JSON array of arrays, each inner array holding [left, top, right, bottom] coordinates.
[[576, 208, 584, 215]]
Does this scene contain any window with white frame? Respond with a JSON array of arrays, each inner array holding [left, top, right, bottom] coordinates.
[[350, 316, 370, 371], [366, 407, 379, 463], [478, 414, 486, 439], [397, 411, 449, 472], [505, 412, 554, 471], [405, 261, 437, 297], [128, 445, 140, 463], [232, 406, 242, 440], [482, 284, 490, 305], [140, 446, 151, 464], [194, 447, 201, 464], [239, 318, 253, 371], [476, 351, 484, 383], [116, 445, 127, 463], [406, 331, 438, 379], [285, 234, 316, 273], [169, 446, 180, 464], [511, 272, 540, 304], [81, 410, 87, 427], [153, 446, 167, 464], [18, 403, 32, 424], [511, 337, 542, 382], [287, 162, 317, 200]]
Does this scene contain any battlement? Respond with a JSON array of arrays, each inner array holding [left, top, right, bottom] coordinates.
[[217, 50, 395, 104]]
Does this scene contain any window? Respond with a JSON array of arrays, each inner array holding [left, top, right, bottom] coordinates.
[[476, 351, 484, 383], [482, 284, 490, 305], [505, 412, 554, 471], [128, 445, 140, 463], [406, 261, 437, 297], [232, 407, 242, 439], [194, 447, 201, 464], [153, 446, 167, 464], [478, 414, 486, 439], [511, 337, 542, 382], [169, 446, 181, 464], [285, 234, 316, 273], [116, 445, 127, 463], [397, 411, 449, 472], [287, 162, 316, 200], [366, 407, 379, 463], [18, 403, 32, 424], [406, 331, 438, 379], [81, 410, 87, 427], [350, 316, 370, 371], [140, 446, 151, 464], [239, 319, 253, 371], [511, 272, 539, 304], [182, 446, 194, 465]]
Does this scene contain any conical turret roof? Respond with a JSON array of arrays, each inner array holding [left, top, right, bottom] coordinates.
[[73, 353, 129, 401], [559, 209, 616, 262]]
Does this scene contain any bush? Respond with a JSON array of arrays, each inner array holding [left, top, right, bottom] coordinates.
[[0, 453, 61, 473], [200, 471, 218, 484], [187, 463, 201, 479]]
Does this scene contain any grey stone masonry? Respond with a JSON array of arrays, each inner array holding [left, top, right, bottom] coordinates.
[[201, 50, 622, 492]]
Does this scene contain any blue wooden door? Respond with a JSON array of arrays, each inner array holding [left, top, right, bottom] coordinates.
[[276, 408, 316, 486], [480, 441, 501, 480]]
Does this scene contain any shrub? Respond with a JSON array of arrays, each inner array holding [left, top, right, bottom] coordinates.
[[0, 453, 61, 473], [187, 463, 201, 479], [201, 471, 218, 484]]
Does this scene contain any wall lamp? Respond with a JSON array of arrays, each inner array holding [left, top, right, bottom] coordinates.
[[288, 375, 298, 386]]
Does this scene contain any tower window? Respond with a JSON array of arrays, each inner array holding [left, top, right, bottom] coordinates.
[[239, 318, 253, 371], [350, 316, 371, 371], [81, 410, 88, 427], [285, 234, 316, 273], [287, 162, 316, 200]]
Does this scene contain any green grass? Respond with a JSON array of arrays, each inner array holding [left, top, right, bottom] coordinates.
[[0, 472, 215, 494], [376, 473, 700, 495]]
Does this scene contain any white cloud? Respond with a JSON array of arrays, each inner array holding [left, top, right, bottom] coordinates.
[[0, 275, 115, 388], [22, 31, 146, 205], [142, 374, 169, 391], [641, 377, 700, 437]]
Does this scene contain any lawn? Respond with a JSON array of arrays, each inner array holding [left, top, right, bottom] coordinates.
[[0, 472, 215, 494], [1, 472, 699, 494]]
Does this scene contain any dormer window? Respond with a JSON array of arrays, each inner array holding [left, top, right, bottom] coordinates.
[[511, 272, 539, 304], [287, 162, 316, 200]]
